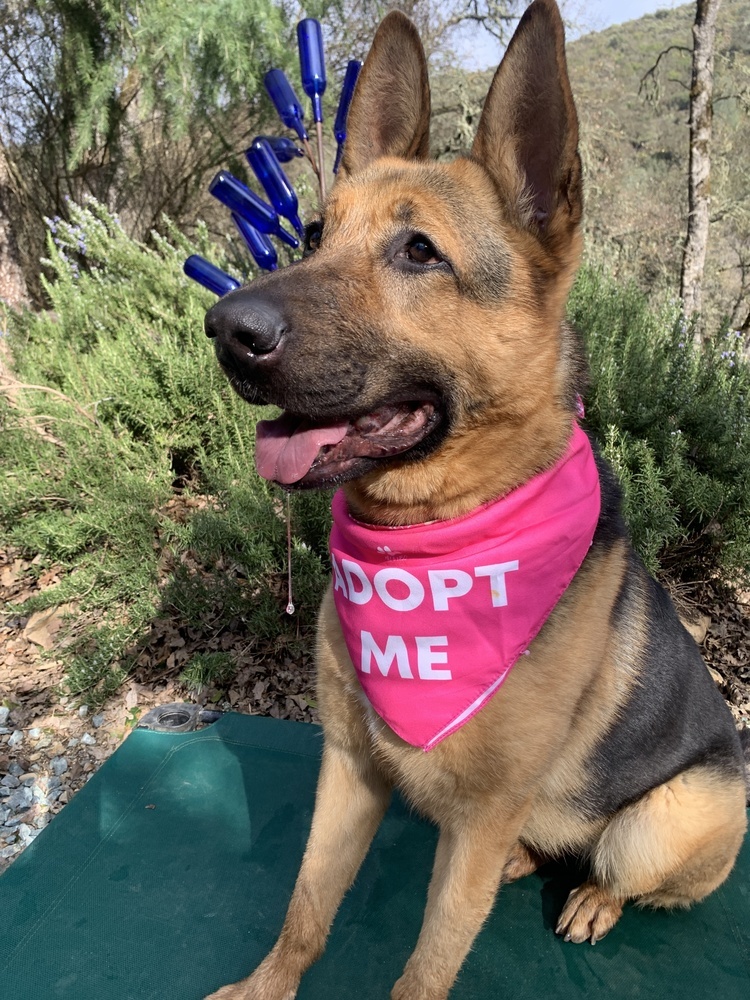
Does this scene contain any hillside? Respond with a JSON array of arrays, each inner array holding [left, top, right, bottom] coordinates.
[[431, 2, 750, 330]]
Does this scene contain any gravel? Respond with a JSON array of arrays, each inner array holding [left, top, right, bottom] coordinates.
[[0, 700, 124, 871]]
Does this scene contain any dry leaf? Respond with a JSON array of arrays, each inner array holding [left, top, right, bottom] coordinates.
[[23, 604, 74, 650], [682, 614, 711, 645]]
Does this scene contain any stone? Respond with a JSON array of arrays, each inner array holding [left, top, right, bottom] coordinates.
[[18, 824, 38, 846], [78, 704, 89, 718], [8, 730, 23, 748], [0, 707, 9, 726], [92, 714, 105, 729], [1, 774, 20, 789], [81, 733, 96, 746], [7, 785, 33, 811], [50, 756, 68, 776]]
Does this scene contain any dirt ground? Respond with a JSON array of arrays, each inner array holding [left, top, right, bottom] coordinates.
[[1, 546, 749, 874], [0, 546, 319, 873]]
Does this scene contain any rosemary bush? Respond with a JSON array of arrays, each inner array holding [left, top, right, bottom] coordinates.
[[570, 267, 750, 584]]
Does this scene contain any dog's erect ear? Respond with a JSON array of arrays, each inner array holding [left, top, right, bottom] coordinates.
[[339, 11, 430, 177], [471, 0, 581, 240]]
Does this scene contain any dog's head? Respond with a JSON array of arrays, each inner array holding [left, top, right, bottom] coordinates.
[[205, 0, 583, 523]]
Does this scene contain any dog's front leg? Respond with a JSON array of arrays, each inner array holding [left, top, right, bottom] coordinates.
[[391, 806, 526, 1000], [205, 742, 391, 1000]]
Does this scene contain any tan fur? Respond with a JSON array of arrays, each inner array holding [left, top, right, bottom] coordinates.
[[594, 767, 747, 904], [204, 3, 746, 998]]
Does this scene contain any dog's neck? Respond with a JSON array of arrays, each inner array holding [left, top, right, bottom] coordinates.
[[343, 404, 574, 527]]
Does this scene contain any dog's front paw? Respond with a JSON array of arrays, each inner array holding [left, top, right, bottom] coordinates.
[[204, 983, 296, 1000], [203, 962, 298, 1000], [555, 881, 623, 944], [204, 985, 250, 1000], [391, 973, 449, 1000]]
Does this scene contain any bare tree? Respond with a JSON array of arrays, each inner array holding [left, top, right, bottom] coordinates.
[[681, 0, 722, 333], [639, 0, 725, 338]]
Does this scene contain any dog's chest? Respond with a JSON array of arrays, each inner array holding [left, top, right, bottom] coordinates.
[[341, 681, 462, 809]]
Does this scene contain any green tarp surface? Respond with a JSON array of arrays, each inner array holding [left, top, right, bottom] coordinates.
[[1, 712, 748, 998]]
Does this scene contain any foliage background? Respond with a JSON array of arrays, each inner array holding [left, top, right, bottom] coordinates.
[[1, 1, 749, 703], [2, 199, 749, 701]]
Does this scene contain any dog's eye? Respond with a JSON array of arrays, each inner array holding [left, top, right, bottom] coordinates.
[[304, 221, 323, 256], [404, 237, 442, 266]]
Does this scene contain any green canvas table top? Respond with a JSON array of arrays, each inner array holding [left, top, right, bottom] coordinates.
[[1, 712, 748, 999]]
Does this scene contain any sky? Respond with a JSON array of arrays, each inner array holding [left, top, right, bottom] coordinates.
[[458, 0, 688, 70]]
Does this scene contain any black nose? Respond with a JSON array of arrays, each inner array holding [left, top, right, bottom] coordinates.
[[204, 293, 286, 356]]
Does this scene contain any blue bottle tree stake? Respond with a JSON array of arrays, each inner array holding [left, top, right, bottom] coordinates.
[[185, 25, 367, 289], [297, 18, 327, 200], [333, 60, 362, 174], [246, 138, 304, 236]]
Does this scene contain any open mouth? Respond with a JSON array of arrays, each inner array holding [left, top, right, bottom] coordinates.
[[255, 400, 442, 487]]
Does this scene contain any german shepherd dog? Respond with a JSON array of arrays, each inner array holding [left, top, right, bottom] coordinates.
[[203, 2, 748, 997]]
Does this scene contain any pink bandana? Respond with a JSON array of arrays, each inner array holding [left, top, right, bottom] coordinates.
[[329, 424, 601, 750]]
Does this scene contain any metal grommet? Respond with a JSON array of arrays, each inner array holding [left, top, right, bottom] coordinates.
[[137, 703, 222, 733]]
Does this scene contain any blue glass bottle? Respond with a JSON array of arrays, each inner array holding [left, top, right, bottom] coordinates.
[[333, 60, 362, 173], [232, 213, 278, 271], [264, 69, 308, 142], [297, 19, 326, 124], [246, 139, 304, 236], [258, 136, 303, 163], [208, 171, 299, 249], [183, 255, 240, 296]]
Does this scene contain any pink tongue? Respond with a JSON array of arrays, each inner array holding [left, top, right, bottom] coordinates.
[[255, 413, 349, 484]]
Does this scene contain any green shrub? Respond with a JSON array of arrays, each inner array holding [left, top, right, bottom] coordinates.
[[1, 199, 328, 700], [570, 265, 750, 583]]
